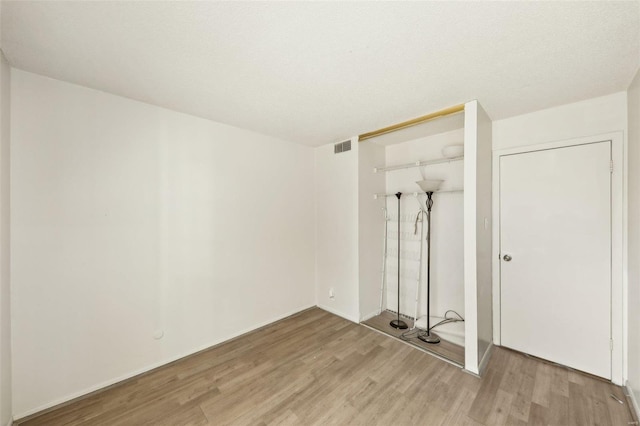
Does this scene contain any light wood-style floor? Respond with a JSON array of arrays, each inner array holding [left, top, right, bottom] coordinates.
[[362, 311, 465, 366], [17, 308, 636, 425]]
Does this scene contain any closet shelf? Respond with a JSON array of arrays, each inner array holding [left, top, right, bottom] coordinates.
[[374, 156, 463, 173], [374, 189, 463, 199]]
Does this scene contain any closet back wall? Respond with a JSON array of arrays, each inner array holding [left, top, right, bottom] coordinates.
[[384, 129, 465, 321], [10, 70, 316, 418]]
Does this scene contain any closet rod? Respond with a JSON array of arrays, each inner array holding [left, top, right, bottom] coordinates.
[[374, 156, 463, 173], [358, 104, 465, 142], [373, 190, 463, 199]]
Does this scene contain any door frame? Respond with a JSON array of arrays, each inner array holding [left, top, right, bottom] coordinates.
[[492, 132, 625, 385]]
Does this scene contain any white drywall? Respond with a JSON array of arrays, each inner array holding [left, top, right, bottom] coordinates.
[[358, 141, 385, 320], [314, 140, 359, 322], [493, 91, 629, 381], [628, 67, 640, 411], [383, 130, 465, 325], [463, 100, 493, 374], [474, 103, 492, 366], [0, 51, 11, 426], [10, 70, 316, 418], [493, 91, 628, 150]]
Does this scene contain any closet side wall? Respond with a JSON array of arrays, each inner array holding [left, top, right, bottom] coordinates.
[[463, 100, 493, 374], [474, 102, 493, 367], [463, 102, 479, 373]]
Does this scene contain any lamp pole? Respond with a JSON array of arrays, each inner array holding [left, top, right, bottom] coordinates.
[[418, 191, 440, 344]]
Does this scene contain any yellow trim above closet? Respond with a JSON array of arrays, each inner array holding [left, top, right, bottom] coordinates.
[[358, 104, 465, 142]]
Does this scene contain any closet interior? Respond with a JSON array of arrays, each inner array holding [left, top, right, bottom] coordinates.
[[358, 101, 493, 374]]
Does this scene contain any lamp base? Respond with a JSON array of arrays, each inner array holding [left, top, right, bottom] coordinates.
[[418, 332, 441, 344], [390, 319, 408, 329]]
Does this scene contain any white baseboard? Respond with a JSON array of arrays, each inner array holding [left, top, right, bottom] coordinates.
[[478, 342, 494, 376], [626, 382, 640, 421], [13, 303, 315, 421], [462, 368, 481, 378], [316, 304, 359, 323]]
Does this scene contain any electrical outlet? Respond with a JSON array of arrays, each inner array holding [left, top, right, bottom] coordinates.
[[329, 288, 335, 300]]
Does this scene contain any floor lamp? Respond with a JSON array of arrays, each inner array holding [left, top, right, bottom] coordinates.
[[390, 192, 408, 330], [416, 180, 443, 344]]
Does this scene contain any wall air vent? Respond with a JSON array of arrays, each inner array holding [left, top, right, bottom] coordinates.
[[334, 140, 351, 154]]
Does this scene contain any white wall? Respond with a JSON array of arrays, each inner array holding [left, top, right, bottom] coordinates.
[[383, 130, 465, 323], [358, 141, 385, 320], [463, 100, 493, 374], [493, 91, 629, 380], [314, 139, 359, 322], [628, 68, 640, 411], [10, 70, 316, 418], [474, 103, 492, 367], [493, 92, 628, 150], [0, 51, 11, 426]]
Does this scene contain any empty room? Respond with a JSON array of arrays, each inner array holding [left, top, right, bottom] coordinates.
[[0, 1, 640, 425]]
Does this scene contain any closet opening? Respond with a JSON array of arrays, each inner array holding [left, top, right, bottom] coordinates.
[[357, 100, 492, 375], [358, 107, 466, 366]]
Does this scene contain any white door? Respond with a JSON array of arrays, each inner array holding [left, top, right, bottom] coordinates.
[[500, 141, 611, 379]]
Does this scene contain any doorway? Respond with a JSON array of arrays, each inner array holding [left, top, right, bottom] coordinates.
[[492, 133, 624, 384]]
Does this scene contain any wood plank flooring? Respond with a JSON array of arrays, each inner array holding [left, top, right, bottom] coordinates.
[[17, 308, 635, 425], [362, 311, 465, 366]]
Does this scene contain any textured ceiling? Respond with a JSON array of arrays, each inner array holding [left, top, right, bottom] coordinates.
[[2, 1, 639, 147]]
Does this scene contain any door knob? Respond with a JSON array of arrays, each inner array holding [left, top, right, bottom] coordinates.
[[503, 254, 512, 262]]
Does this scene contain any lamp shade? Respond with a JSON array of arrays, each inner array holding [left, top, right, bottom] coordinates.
[[416, 179, 443, 193]]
